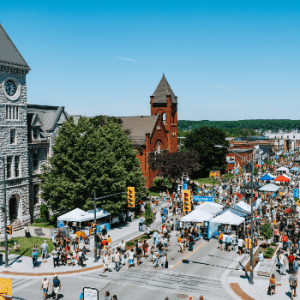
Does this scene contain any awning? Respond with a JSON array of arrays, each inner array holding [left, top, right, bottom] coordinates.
[[259, 184, 280, 192], [274, 175, 290, 182], [181, 209, 213, 223], [210, 210, 245, 225]]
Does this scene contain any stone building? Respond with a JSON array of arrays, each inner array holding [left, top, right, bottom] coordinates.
[[0, 24, 68, 229]]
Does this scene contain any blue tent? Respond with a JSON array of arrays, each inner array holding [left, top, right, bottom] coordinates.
[[259, 174, 274, 181], [290, 167, 300, 172]]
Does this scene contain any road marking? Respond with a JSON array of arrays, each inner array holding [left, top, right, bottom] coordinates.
[[171, 241, 207, 269]]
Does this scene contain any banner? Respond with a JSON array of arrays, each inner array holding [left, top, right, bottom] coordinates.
[[293, 188, 299, 198], [193, 196, 213, 202], [209, 170, 220, 178]]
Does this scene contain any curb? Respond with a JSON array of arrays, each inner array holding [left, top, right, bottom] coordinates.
[[1, 263, 104, 276]]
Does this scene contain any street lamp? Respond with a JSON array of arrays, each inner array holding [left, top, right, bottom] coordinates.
[[215, 145, 254, 284], [0, 156, 8, 267]]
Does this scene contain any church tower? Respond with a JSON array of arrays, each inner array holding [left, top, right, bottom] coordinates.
[[0, 24, 31, 226], [150, 74, 178, 153]]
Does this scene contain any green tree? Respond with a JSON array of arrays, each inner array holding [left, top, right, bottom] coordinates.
[[143, 203, 155, 226], [38, 116, 146, 215], [261, 221, 273, 241], [182, 127, 229, 177]]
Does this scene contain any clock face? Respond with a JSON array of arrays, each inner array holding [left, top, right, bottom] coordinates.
[[5, 80, 17, 96]]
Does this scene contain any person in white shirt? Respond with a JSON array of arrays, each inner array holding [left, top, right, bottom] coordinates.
[[238, 239, 244, 256], [40, 278, 49, 300], [113, 250, 121, 272], [102, 253, 111, 273], [119, 240, 126, 253]]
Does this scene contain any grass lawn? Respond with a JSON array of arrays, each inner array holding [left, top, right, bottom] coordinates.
[[0, 237, 54, 257], [31, 222, 55, 229], [193, 177, 219, 186]]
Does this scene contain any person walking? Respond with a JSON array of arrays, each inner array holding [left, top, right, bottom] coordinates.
[[269, 274, 276, 296], [113, 250, 121, 272], [161, 247, 167, 268], [31, 248, 38, 268], [289, 271, 298, 299], [142, 240, 149, 258], [128, 248, 135, 269], [52, 247, 59, 268], [279, 251, 286, 275], [41, 240, 48, 260], [52, 275, 61, 300], [288, 253, 295, 274], [40, 278, 49, 300], [218, 231, 223, 250], [104, 291, 112, 300]]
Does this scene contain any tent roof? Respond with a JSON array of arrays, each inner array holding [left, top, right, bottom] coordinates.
[[211, 210, 245, 225], [259, 183, 280, 192], [57, 208, 89, 222], [259, 174, 274, 181], [291, 167, 300, 171], [196, 202, 223, 215], [224, 207, 248, 218], [274, 175, 290, 182], [277, 166, 289, 172], [235, 201, 253, 212], [241, 181, 260, 191], [181, 209, 213, 222]]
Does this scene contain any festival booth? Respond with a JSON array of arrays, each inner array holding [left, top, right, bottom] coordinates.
[[259, 184, 280, 192], [291, 167, 300, 173], [277, 166, 290, 174], [274, 175, 290, 182], [259, 174, 274, 181], [235, 201, 253, 212]]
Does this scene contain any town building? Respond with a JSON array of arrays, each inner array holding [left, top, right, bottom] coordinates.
[[0, 24, 68, 228]]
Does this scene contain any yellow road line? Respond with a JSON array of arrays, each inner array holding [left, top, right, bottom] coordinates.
[[171, 241, 208, 269]]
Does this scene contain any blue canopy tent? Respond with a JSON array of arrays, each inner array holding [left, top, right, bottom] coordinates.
[[290, 167, 300, 172], [259, 174, 274, 181]]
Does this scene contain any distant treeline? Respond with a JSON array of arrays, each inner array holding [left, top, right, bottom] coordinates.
[[178, 120, 300, 135]]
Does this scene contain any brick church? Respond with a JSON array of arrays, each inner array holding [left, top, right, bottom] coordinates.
[[120, 75, 178, 188]]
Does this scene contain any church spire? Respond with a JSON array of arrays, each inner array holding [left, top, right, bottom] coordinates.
[[151, 74, 177, 104]]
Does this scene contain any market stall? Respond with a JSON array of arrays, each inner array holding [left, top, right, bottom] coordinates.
[[259, 183, 280, 192]]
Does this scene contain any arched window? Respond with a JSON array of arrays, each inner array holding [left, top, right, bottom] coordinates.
[[162, 113, 166, 124], [157, 141, 161, 154]]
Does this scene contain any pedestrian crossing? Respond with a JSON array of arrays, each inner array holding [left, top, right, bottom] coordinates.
[[12, 278, 40, 293], [80, 268, 234, 300]]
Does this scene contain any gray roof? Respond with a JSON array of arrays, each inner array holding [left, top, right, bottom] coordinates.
[[27, 104, 65, 132], [0, 24, 30, 71], [119, 115, 159, 145], [152, 74, 177, 104]]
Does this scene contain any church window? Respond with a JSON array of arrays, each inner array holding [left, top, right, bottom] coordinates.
[[157, 141, 161, 154], [157, 125, 161, 130], [33, 185, 39, 204], [6, 156, 12, 178], [33, 128, 39, 140], [33, 153, 39, 172], [6, 105, 19, 120], [15, 156, 20, 177], [10, 129, 16, 144], [162, 113, 166, 124]]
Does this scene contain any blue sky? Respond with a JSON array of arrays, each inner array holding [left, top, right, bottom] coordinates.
[[1, 1, 300, 120]]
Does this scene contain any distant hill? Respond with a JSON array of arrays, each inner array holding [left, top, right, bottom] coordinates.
[[178, 119, 300, 133]]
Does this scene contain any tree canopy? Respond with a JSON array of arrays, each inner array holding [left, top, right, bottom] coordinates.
[[147, 150, 199, 185], [38, 115, 146, 216], [182, 127, 229, 177]]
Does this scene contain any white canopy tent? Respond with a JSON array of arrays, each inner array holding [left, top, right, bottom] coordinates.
[[267, 173, 276, 179], [181, 209, 213, 223], [236, 201, 254, 212], [277, 166, 290, 174], [196, 202, 223, 216], [58, 208, 110, 223], [210, 210, 245, 225], [259, 183, 280, 192], [57, 208, 89, 222]]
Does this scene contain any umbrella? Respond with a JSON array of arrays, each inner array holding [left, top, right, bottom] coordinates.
[[274, 175, 290, 182], [259, 174, 274, 181]]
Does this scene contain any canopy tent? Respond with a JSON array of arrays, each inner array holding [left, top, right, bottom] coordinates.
[[240, 181, 260, 191], [181, 209, 213, 223], [291, 167, 300, 172], [267, 173, 276, 179], [235, 201, 253, 212], [277, 166, 289, 173], [259, 174, 274, 181], [196, 202, 223, 216], [58, 207, 110, 223], [210, 210, 245, 225], [228, 206, 249, 217], [58, 208, 89, 222], [294, 158, 300, 163], [274, 175, 290, 182], [259, 183, 280, 192], [283, 174, 291, 180]]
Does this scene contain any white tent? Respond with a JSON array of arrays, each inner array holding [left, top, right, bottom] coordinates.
[[196, 202, 223, 216], [181, 209, 213, 223], [210, 210, 245, 225], [259, 183, 280, 192], [236, 201, 253, 212], [57, 208, 89, 222], [267, 173, 276, 179], [277, 166, 289, 173]]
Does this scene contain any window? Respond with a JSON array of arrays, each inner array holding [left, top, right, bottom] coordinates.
[[157, 125, 161, 130], [6, 157, 12, 178], [15, 156, 20, 177], [33, 128, 39, 140], [6, 105, 19, 120], [33, 153, 39, 172], [33, 185, 39, 204], [157, 141, 161, 154], [162, 113, 166, 124], [10, 129, 16, 144]]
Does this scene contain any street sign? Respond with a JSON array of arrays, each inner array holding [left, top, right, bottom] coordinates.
[[183, 183, 188, 190], [83, 287, 99, 300], [57, 221, 64, 229], [193, 196, 213, 202]]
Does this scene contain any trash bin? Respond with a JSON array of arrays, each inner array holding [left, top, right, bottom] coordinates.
[[0, 253, 3, 266], [139, 223, 143, 232]]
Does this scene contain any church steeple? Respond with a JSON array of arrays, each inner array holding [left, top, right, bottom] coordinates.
[[151, 74, 177, 104]]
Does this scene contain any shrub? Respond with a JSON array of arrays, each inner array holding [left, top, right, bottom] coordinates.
[[271, 243, 278, 247], [33, 218, 41, 223], [40, 204, 49, 222], [264, 253, 272, 258], [143, 203, 155, 226], [261, 222, 273, 241]]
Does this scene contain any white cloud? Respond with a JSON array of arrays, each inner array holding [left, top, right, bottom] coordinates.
[[115, 56, 138, 63], [206, 84, 230, 90]]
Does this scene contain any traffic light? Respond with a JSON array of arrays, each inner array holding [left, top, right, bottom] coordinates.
[[6, 226, 12, 235], [245, 238, 252, 250], [91, 223, 96, 233], [183, 190, 191, 212], [128, 187, 135, 208]]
